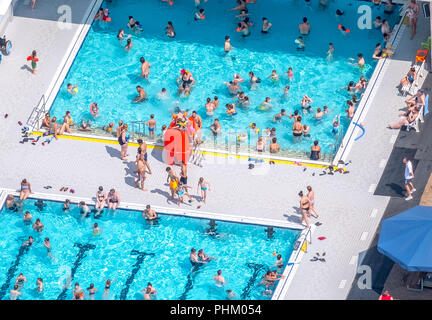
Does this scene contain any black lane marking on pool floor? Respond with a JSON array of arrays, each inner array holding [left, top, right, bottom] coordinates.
[[0, 245, 30, 300], [178, 264, 205, 300], [119, 250, 155, 300], [240, 263, 267, 300], [57, 243, 96, 300]]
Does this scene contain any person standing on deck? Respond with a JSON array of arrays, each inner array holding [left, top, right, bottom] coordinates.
[[403, 157, 416, 201]]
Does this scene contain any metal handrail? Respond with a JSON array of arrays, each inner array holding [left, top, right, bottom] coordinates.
[[26, 94, 46, 130]]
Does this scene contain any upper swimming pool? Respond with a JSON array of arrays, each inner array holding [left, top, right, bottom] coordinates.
[[0, 197, 300, 300], [48, 0, 400, 159]]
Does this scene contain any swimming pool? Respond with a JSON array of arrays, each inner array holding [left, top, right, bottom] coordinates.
[[48, 0, 400, 159], [0, 197, 301, 300]]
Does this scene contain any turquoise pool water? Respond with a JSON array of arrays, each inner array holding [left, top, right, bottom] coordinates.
[[49, 0, 400, 156], [0, 198, 300, 300]]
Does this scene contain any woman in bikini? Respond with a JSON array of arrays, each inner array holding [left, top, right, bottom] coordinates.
[[107, 189, 120, 211], [20, 179, 32, 201], [95, 186, 106, 211], [292, 116, 303, 142]]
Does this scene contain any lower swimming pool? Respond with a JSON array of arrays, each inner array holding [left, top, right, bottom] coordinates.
[[47, 0, 401, 159], [0, 197, 300, 300]]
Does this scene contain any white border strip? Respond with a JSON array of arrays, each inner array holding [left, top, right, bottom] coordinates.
[[0, 188, 304, 230], [272, 225, 315, 300], [332, 11, 408, 166]]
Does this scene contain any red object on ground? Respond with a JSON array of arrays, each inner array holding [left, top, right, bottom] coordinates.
[[318, 237, 326, 240], [18, 121, 22, 126], [4, 114, 8, 118], [164, 128, 190, 165]]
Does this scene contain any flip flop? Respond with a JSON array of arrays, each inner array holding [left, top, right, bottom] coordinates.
[[303, 168, 307, 171], [315, 222, 322, 226], [60, 187, 65, 191], [310, 257, 318, 262], [197, 205, 201, 209], [343, 171, 350, 174], [318, 236, 326, 240], [18, 121, 22, 126], [319, 258, 326, 262], [312, 173, 315, 176], [4, 114, 8, 118], [63, 187, 69, 192], [70, 189, 75, 193]]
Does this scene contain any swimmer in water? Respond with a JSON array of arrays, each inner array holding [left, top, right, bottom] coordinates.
[[224, 36, 233, 53], [23, 211, 33, 223], [92, 223, 101, 236], [299, 17, 311, 35], [374, 16, 383, 29], [90, 102, 99, 118], [190, 248, 207, 265], [125, 38, 133, 51], [165, 21, 175, 38], [249, 71, 261, 90], [295, 36, 305, 50], [210, 119, 221, 136], [349, 53, 365, 68], [205, 97, 216, 116], [67, 83, 78, 95], [195, 8, 205, 20], [43, 237, 51, 255], [327, 43, 334, 60], [262, 17, 272, 33], [78, 201, 90, 217], [213, 270, 225, 287], [332, 115, 340, 135], [336, 9, 344, 16], [224, 80, 241, 95], [268, 70, 279, 82], [117, 29, 130, 41], [273, 109, 287, 122], [315, 107, 324, 120], [139, 57, 151, 79], [36, 278, 43, 293], [286, 67, 294, 81], [133, 86, 147, 103], [301, 95, 313, 114], [143, 204, 158, 220], [32, 218, 44, 232], [259, 97, 273, 111], [198, 249, 215, 262], [10, 285, 22, 300]]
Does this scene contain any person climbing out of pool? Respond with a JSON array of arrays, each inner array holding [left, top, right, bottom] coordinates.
[[133, 86, 147, 103], [268, 70, 279, 82], [67, 83, 78, 95], [273, 109, 287, 122], [107, 189, 120, 211], [165, 21, 176, 38], [90, 102, 99, 118], [210, 119, 221, 136], [195, 8, 205, 20], [27, 50, 38, 75], [213, 270, 226, 287], [262, 17, 272, 33], [310, 140, 321, 161], [299, 17, 311, 35], [125, 38, 133, 51], [248, 71, 261, 90], [301, 95, 313, 114], [20, 179, 32, 201], [224, 80, 241, 95], [224, 36, 233, 53], [292, 116, 303, 142], [139, 57, 151, 79], [295, 36, 305, 50]]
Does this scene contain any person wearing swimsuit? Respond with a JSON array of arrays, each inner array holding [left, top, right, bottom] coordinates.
[[103, 279, 112, 299], [299, 191, 310, 228], [197, 177, 211, 204], [310, 140, 321, 160], [407, 0, 419, 39], [20, 179, 32, 201], [190, 248, 207, 266], [107, 189, 120, 211], [118, 124, 129, 160], [292, 116, 303, 142], [87, 283, 97, 300], [95, 186, 107, 212]]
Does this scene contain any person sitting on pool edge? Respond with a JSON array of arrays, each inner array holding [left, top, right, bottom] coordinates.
[[310, 140, 321, 160]]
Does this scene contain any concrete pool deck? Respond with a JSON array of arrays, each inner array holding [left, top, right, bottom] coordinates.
[[0, 0, 431, 300]]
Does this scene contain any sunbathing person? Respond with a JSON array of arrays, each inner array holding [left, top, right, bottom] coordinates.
[[387, 106, 419, 129], [400, 67, 417, 88]]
